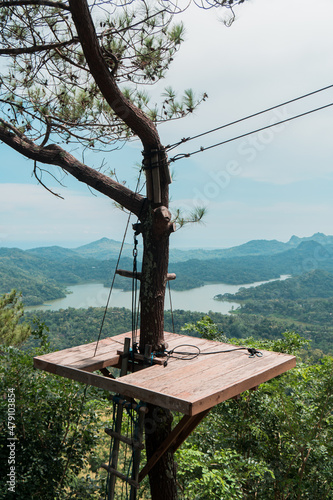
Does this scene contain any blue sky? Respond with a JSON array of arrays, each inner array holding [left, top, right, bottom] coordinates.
[[1, 0, 333, 250]]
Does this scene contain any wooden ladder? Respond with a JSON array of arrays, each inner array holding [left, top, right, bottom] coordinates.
[[100, 338, 146, 500]]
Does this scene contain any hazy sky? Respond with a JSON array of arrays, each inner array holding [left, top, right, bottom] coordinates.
[[1, 0, 333, 249]]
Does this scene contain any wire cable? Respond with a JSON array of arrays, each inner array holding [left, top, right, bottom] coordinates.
[[169, 101, 333, 162], [94, 169, 143, 356], [166, 83, 333, 152], [162, 344, 263, 367]]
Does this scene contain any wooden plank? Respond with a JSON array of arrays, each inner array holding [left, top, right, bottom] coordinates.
[[34, 337, 120, 366], [34, 333, 132, 368], [190, 356, 296, 415], [175, 352, 294, 399], [156, 352, 274, 397], [120, 346, 249, 391], [37, 362, 191, 414], [70, 354, 121, 371], [33, 332, 296, 416]]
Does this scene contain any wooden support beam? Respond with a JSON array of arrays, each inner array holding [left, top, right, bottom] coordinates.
[[116, 269, 176, 281], [139, 407, 212, 482], [172, 408, 211, 453], [151, 150, 161, 204], [100, 367, 115, 379], [139, 414, 190, 482]]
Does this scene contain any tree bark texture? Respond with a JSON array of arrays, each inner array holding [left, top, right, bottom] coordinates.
[[145, 405, 178, 500], [139, 204, 173, 352]]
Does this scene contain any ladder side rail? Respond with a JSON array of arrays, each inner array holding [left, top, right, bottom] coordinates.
[[108, 337, 131, 500]]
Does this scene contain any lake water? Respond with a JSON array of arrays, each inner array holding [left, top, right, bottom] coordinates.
[[26, 277, 288, 314]]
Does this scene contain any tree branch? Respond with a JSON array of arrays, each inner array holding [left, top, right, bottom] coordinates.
[[0, 123, 144, 216], [0, 38, 79, 56], [68, 0, 162, 150], [0, 0, 70, 10]]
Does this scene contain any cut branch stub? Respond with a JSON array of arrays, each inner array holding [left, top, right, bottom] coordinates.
[[153, 206, 175, 236]]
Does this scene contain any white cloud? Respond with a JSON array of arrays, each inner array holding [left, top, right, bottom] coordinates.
[[1, 0, 333, 249], [0, 183, 132, 248], [171, 198, 333, 248]]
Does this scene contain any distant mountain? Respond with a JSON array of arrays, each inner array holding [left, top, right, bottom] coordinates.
[[74, 237, 133, 260], [287, 232, 333, 247], [27, 246, 78, 260], [63, 233, 333, 262]]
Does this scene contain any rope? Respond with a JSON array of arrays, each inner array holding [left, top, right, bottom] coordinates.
[[93, 212, 133, 357], [94, 169, 143, 357]]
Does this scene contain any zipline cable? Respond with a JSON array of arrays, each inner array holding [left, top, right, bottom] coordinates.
[[166, 83, 333, 152], [169, 101, 333, 162]]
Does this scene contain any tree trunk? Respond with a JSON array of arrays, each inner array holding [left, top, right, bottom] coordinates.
[[139, 204, 172, 352], [138, 153, 177, 499], [144, 404, 178, 500]]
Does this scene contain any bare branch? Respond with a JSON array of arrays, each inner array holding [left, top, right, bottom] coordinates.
[[0, 38, 79, 56], [0, 122, 145, 216], [0, 0, 70, 10], [33, 161, 65, 199]]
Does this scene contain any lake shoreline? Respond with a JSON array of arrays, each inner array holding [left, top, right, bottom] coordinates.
[[25, 276, 289, 315]]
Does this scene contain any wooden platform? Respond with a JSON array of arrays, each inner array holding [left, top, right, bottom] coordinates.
[[33, 332, 296, 416]]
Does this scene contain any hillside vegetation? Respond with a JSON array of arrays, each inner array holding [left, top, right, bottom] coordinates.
[[2, 234, 333, 305]]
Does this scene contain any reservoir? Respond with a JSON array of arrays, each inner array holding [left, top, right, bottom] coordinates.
[[26, 277, 288, 314]]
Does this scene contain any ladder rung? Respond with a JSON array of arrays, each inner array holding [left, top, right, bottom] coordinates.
[[104, 428, 144, 450], [100, 463, 139, 489]]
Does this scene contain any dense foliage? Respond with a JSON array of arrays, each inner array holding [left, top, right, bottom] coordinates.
[[1, 297, 332, 499], [176, 318, 333, 499], [0, 290, 31, 345], [22, 304, 332, 355]]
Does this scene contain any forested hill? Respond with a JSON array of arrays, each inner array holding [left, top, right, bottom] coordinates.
[[0, 247, 132, 305], [1, 235, 333, 305], [172, 240, 333, 287], [217, 269, 333, 302], [27, 231, 333, 261], [214, 269, 333, 353]]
